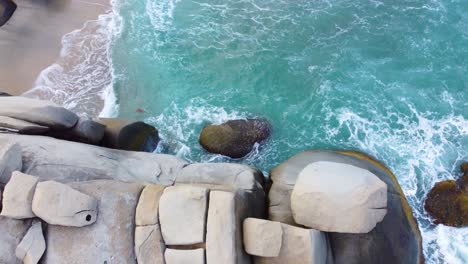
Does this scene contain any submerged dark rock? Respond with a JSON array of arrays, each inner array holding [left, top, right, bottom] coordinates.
[[424, 162, 468, 227], [97, 118, 160, 152], [0, 0, 17, 27], [199, 118, 271, 158], [268, 150, 424, 264]]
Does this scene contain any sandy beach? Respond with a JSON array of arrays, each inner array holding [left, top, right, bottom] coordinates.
[[0, 0, 111, 95]]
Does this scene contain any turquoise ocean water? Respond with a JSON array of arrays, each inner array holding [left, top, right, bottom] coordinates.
[[31, 0, 467, 262]]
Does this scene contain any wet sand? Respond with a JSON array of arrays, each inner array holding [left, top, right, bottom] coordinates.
[[0, 0, 110, 95]]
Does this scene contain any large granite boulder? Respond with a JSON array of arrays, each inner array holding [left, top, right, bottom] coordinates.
[[0, 0, 17, 27], [268, 150, 424, 264], [0, 216, 32, 264], [47, 118, 106, 145], [0, 134, 187, 184], [1, 171, 38, 219], [43, 180, 143, 263], [0, 116, 49, 135], [199, 119, 271, 158], [0, 97, 78, 130], [15, 220, 46, 264], [424, 162, 468, 227], [0, 140, 22, 184], [291, 161, 387, 233], [97, 118, 160, 152]]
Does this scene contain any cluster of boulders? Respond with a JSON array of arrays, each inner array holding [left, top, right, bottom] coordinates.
[[0, 96, 159, 152], [424, 162, 468, 227], [0, 97, 425, 264]]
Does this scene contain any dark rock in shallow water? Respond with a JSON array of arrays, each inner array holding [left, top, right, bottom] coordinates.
[[199, 119, 271, 158], [424, 164, 468, 227], [461, 162, 468, 173], [268, 150, 424, 264], [0, 0, 17, 27], [97, 118, 160, 152]]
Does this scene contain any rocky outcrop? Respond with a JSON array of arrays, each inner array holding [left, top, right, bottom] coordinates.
[[15, 220, 45, 264], [0, 116, 50, 134], [97, 118, 160, 152], [0, 97, 78, 130], [44, 180, 143, 263], [0, 133, 187, 184], [0, 140, 22, 184], [291, 161, 387, 233], [424, 162, 468, 227], [1, 171, 38, 219], [32, 181, 98, 227], [243, 218, 283, 257], [199, 119, 271, 158], [268, 150, 424, 264], [0, 0, 17, 27]]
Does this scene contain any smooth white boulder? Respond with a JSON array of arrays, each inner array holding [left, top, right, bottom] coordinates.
[[1, 171, 38, 219], [176, 163, 264, 191], [0, 140, 22, 184], [165, 249, 205, 264], [15, 220, 45, 264], [0, 134, 187, 185], [291, 161, 387, 233], [32, 181, 98, 227], [159, 186, 208, 245], [243, 218, 282, 257], [206, 191, 236, 264], [0, 216, 32, 264], [255, 223, 328, 264], [0, 116, 49, 134], [135, 184, 165, 226], [44, 180, 143, 263], [0, 96, 78, 129], [135, 225, 165, 264]]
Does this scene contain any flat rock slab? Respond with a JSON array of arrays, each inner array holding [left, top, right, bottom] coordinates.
[[268, 150, 424, 264], [165, 249, 205, 264], [0, 134, 187, 185], [0, 216, 32, 264], [255, 223, 327, 264], [176, 163, 264, 191], [16, 220, 45, 264], [206, 191, 237, 264], [0, 116, 49, 134], [32, 181, 98, 227], [0, 140, 22, 184], [0, 97, 78, 130], [291, 161, 387, 233], [135, 184, 165, 226], [243, 218, 282, 257], [159, 186, 208, 245], [1, 171, 38, 219], [44, 180, 143, 264], [135, 225, 165, 264]]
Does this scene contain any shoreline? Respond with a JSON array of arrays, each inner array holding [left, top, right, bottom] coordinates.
[[0, 0, 111, 96]]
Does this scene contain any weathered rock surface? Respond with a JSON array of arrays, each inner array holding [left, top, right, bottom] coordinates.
[[0, 97, 78, 130], [15, 220, 45, 264], [268, 150, 424, 264], [255, 222, 327, 264], [0, 140, 22, 184], [48, 118, 106, 145], [206, 191, 237, 264], [424, 165, 468, 227], [243, 218, 282, 257], [176, 163, 264, 190], [135, 225, 165, 264], [1, 171, 38, 219], [159, 186, 208, 245], [0, 134, 187, 184], [291, 161, 387, 233], [97, 118, 160, 152], [44, 180, 143, 263], [0, 216, 32, 264], [32, 181, 98, 227], [199, 118, 271, 158], [165, 249, 205, 264], [0, 116, 49, 134], [135, 184, 165, 226]]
